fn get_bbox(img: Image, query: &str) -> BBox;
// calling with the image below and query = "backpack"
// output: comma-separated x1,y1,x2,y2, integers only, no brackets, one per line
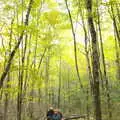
52,113,61,120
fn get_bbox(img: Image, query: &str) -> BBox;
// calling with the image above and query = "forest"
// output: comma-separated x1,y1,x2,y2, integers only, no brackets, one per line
0,0,120,120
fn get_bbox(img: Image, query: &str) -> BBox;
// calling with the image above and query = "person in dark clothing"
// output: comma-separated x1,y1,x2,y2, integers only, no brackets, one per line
52,109,63,120
47,107,54,120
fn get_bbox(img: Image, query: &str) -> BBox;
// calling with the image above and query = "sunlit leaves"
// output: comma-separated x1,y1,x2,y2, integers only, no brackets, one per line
42,10,60,25
32,0,42,8
46,0,58,9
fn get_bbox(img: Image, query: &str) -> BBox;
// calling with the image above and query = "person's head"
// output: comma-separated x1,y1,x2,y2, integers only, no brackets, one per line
49,107,53,110
54,108,59,114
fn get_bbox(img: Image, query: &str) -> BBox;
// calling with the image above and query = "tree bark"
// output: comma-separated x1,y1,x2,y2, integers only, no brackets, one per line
58,56,61,108
65,0,83,89
96,1,112,119
86,0,102,120
3,18,14,120
111,5,120,48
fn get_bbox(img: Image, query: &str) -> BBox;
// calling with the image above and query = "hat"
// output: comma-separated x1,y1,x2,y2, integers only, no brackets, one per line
49,107,53,110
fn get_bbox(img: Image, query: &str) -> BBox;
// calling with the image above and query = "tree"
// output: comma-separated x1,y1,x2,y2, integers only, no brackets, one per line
86,0,102,120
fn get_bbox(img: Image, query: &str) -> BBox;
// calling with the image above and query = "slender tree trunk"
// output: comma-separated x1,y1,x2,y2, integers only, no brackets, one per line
58,56,61,108
23,34,31,93
78,2,91,119
86,0,102,120
63,84,66,112
114,29,120,81
17,0,28,118
65,0,83,89
23,42,30,119
17,42,22,120
38,48,47,70
111,5,120,48
17,34,28,120
3,18,14,120
45,52,49,108
0,26,7,101
78,0,93,94
67,67,71,113
97,1,112,119
4,74,10,120
29,18,39,119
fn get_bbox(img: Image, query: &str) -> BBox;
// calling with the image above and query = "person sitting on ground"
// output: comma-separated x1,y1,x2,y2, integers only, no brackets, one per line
52,109,63,120
47,107,54,120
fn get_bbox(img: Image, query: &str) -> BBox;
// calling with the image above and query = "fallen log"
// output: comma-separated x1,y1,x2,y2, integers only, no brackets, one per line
64,115,86,120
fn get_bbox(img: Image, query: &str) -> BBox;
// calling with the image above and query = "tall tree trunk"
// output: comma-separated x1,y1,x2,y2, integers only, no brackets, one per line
58,56,61,108
78,0,93,94
78,1,92,119
65,0,83,89
96,1,112,119
17,43,22,120
3,18,14,120
17,0,28,118
111,5,120,48
67,67,71,113
38,48,47,70
114,29,120,81
23,34,31,93
86,0,102,120
45,52,49,108
17,34,27,120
